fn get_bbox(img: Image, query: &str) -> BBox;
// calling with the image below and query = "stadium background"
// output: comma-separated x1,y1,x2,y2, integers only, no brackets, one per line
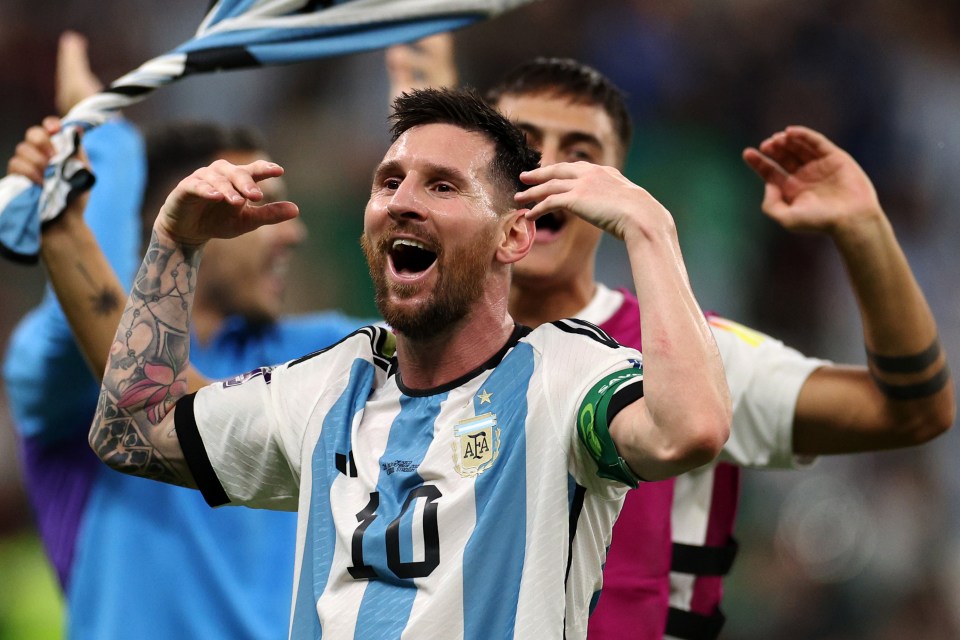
1,1,958,637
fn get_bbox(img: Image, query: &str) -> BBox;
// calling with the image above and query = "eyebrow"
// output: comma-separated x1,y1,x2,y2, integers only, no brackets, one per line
516,121,603,150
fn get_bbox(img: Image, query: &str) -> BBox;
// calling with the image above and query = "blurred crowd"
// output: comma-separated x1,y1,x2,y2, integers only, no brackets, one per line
1,0,958,638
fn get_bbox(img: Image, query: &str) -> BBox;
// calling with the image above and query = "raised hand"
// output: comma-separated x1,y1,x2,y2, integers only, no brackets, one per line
517,161,675,242
156,159,299,247
742,125,882,235
7,117,62,185
55,31,104,116
386,32,457,103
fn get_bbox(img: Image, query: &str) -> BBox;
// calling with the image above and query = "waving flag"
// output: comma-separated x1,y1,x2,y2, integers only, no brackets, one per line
0,0,536,263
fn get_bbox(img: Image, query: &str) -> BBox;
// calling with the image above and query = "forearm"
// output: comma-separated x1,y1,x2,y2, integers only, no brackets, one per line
611,222,731,479
89,224,200,487
41,208,126,378
791,212,954,453
835,211,937,351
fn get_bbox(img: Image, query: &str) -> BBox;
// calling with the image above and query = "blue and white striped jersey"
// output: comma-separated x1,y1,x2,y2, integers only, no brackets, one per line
177,321,646,639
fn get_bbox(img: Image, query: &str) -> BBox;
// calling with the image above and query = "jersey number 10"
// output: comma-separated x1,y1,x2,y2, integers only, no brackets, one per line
348,485,442,580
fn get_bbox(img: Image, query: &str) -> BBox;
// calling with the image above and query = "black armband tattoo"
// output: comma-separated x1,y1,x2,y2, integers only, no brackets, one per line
867,337,942,374
870,364,952,400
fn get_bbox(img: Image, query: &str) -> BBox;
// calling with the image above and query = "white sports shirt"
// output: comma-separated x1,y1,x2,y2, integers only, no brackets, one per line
175,322,647,639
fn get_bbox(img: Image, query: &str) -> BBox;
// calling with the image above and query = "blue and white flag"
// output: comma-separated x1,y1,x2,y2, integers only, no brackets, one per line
0,0,536,263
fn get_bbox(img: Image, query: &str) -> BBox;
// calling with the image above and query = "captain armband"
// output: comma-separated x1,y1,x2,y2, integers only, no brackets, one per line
866,337,952,400
577,369,645,488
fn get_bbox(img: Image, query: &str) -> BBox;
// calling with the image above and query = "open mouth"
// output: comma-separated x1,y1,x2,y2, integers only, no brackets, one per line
535,212,565,232
389,238,438,276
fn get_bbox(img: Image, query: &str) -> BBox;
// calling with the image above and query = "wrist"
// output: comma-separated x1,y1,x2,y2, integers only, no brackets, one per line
153,217,207,252
621,207,679,251
830,205,890,250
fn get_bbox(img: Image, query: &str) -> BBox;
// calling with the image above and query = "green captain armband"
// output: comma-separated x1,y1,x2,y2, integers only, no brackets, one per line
577,369,645,488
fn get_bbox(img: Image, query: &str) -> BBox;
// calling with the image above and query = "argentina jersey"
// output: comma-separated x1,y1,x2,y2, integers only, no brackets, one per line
176,321,646,639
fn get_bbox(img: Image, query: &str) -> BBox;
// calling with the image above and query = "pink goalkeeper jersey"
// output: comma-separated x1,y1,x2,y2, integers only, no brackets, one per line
582,285,824,640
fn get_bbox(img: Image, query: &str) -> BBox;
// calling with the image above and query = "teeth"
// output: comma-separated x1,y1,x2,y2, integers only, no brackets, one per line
392,238,427,251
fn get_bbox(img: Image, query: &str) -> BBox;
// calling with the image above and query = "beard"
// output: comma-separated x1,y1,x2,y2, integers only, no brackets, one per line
361,226,493,341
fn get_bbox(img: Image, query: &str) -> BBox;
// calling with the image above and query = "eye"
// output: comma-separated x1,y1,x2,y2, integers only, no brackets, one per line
434,182,455,194
384,177,401,190
567,147,596,163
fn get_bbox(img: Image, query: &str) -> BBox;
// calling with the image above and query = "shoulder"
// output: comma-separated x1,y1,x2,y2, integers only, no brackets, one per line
530,318,623,351
287,324,396,372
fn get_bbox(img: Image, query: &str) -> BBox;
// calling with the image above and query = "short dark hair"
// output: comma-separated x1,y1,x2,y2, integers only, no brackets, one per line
390,87,541,206
141,121,266,248
486,58,633,161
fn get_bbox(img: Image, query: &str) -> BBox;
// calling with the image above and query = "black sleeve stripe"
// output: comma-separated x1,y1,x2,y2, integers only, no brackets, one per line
549,318,620,349
606,379,644,425
175,393,231,508
564,483,588,587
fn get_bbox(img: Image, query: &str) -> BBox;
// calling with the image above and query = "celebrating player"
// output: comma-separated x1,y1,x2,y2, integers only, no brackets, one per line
87,87,731,638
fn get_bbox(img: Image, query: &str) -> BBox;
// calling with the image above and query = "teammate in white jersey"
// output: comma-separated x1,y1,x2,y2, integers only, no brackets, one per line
477,58,954,639
88,87,731,638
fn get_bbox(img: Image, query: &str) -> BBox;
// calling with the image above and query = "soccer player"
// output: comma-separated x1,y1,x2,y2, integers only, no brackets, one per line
483,58,954,639
3,32,365,639
86,87,731,638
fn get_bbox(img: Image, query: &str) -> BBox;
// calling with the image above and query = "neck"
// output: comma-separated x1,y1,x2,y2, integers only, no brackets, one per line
509,270,597,329
395,292,515,391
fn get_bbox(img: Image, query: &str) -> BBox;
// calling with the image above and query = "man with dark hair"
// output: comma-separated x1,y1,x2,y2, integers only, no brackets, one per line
87,86,731,638
3,32,365,639
479,57,954,639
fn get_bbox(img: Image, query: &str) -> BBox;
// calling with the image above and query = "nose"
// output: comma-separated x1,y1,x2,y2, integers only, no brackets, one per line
538,140,559,167
386,177,427,222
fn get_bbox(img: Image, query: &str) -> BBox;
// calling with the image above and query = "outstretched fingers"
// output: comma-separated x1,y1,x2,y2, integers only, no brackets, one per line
191,159,282,203
742,147,788,188
783,125,836,160
756,125,837,174
162,159,296,245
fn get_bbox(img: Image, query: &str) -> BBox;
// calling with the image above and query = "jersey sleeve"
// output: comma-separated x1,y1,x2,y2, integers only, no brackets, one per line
175,359,310,512
174,329,385,511
709,316,829,468
2,119,146,443
533,321,646,496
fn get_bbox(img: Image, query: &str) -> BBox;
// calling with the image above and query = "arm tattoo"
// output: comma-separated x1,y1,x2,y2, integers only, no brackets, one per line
76,262,122,316
867,337,942,374
867,338,952,400
90,230,200,486
869,365,952,400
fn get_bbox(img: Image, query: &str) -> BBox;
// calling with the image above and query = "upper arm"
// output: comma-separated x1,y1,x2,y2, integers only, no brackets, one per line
792,364,954,455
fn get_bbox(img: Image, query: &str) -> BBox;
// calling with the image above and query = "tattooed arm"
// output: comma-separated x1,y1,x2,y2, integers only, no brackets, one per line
90,159,298,485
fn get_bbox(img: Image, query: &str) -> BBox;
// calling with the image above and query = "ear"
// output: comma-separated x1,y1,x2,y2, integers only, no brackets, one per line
496,208,535,265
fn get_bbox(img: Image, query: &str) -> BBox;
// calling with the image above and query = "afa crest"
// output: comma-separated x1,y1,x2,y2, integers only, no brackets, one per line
452,412,500,477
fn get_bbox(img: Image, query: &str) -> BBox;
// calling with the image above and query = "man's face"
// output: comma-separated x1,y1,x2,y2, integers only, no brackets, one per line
496,92,622,288
198,150,306,325
361,123,505,340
